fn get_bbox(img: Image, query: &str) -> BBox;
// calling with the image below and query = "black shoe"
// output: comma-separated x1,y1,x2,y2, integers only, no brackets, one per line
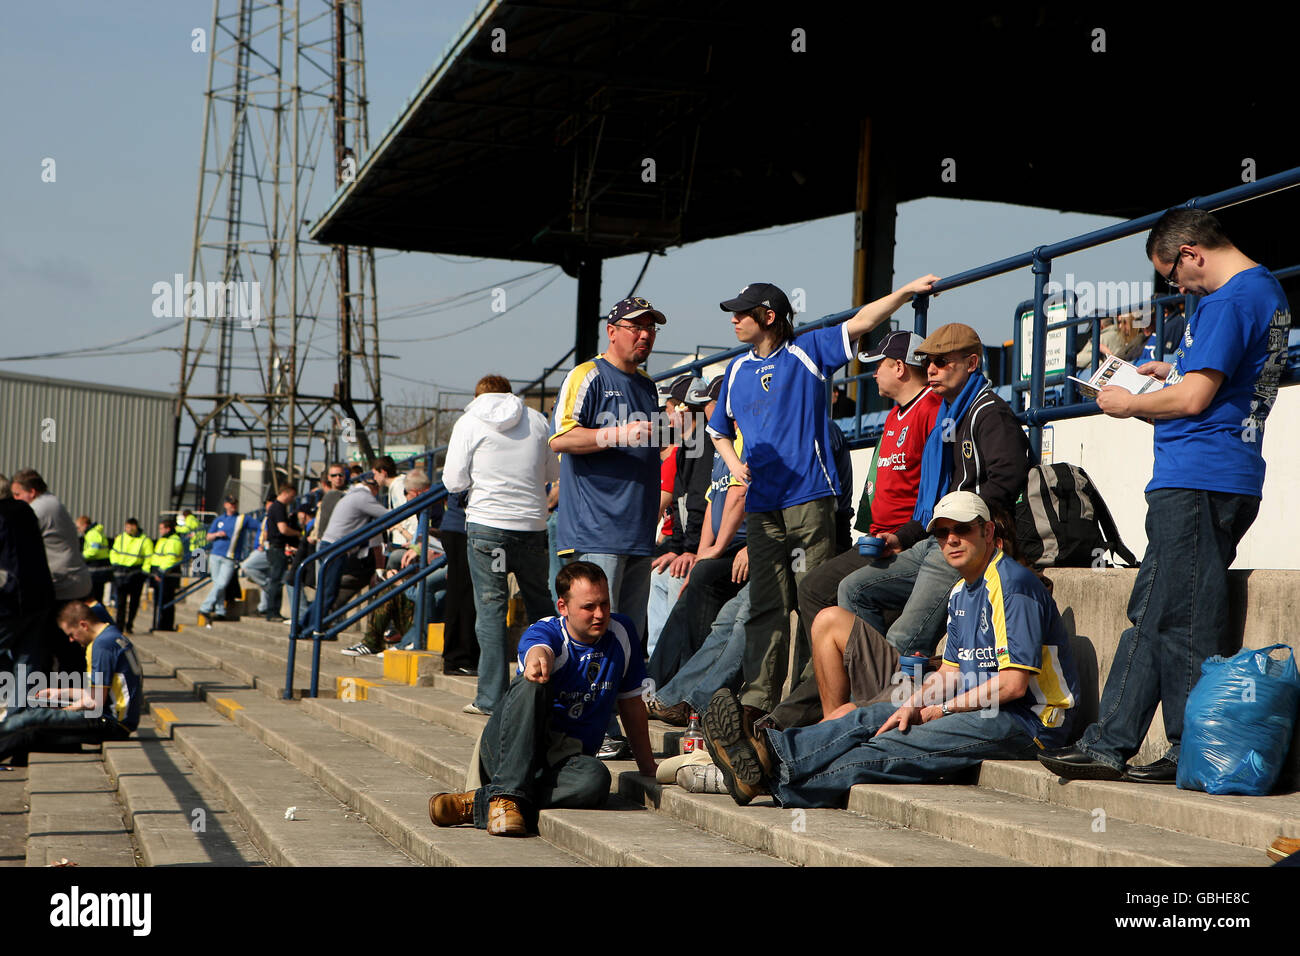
1037,745,1125,781
701,688,774,805
1123,757,1178,784
444,665,478,677
265,615,288,623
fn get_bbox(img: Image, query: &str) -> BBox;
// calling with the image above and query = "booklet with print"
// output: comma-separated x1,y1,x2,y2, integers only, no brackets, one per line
1068,355,1164,397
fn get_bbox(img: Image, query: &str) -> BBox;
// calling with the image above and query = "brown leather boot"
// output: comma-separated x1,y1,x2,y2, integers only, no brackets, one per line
428,791,475,827
647,697,691,726
487,797,527,836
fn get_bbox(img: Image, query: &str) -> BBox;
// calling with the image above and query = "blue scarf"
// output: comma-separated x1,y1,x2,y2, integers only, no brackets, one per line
911,372,988,530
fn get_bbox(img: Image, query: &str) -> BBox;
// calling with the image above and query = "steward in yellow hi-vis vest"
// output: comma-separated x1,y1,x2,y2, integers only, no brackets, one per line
109,518,152,634
149,519,184,632
81,521,111,562
77,516,114,604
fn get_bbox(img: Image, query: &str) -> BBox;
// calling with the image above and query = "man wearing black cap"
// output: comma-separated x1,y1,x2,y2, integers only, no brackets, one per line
836,321,1033,663
706,275,938,723
550,296,666,758
647,373,714,655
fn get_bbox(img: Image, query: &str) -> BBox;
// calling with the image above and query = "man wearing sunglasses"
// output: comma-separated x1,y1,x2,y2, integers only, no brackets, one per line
550,296,667,758
703,491,1080,806
835,322,1033,665
1041,208,1289,785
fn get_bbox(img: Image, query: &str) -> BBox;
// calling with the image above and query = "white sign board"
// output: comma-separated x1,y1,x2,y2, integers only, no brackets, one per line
1019,303,1069,380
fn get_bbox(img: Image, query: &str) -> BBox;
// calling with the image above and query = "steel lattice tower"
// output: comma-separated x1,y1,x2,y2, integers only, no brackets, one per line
175,0,383,506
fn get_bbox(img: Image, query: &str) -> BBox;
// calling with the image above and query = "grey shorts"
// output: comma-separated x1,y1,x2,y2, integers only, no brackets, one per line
843,617,903,709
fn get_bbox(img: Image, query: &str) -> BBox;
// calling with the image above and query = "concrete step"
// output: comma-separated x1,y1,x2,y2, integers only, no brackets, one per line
134,629,335,700
0,763,27,867
26,752,137,867
209,690,587,866
975,759,1300,854
845,781,1268,867
617,773,1022,867
103,728,266,866
157,698,417,866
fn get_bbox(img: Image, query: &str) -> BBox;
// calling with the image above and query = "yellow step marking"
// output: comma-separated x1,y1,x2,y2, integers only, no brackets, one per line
212,697,245,720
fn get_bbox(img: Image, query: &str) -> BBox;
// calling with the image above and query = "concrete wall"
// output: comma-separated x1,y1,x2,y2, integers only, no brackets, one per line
846,382,1300,569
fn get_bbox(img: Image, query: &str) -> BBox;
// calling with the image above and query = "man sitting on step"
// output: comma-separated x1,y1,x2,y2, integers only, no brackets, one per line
427,561,657,835
702,492,1081,808
0,601,142,766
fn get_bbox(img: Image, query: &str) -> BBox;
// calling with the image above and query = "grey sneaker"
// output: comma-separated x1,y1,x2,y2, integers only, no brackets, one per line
676,763,729,794
462,702,491,716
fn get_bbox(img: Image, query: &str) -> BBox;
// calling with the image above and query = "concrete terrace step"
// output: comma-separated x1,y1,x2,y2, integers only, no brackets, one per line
845,781,1268,867
135,629,337,700
157,698,416,866
618,774,1022,867
26,752,137,867
974,760,1300,854
103,729,265,866
209,691,587,867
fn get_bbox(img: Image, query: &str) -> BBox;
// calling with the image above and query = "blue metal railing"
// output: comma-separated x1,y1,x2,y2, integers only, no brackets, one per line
284,484,448,698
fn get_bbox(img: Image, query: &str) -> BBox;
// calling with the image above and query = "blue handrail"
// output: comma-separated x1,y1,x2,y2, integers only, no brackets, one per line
284,484,448,698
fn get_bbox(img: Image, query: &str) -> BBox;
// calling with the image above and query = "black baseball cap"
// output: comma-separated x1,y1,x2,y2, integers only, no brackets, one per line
858,330,927,368
719,283,793,321
607,296,667,325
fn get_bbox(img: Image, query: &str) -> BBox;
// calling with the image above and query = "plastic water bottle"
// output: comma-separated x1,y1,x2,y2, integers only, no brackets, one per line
681,712,705,754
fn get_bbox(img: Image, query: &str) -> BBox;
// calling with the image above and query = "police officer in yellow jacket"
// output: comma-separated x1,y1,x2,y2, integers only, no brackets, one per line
110,518,153,634
76,515,113,604
148,518,185,632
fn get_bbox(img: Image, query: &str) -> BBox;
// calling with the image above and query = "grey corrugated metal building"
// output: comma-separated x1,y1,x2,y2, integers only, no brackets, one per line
0,370,174,536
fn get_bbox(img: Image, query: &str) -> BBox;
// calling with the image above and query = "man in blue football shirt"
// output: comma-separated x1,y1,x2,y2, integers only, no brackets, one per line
427,562,657,835
1041,208,1289,785
707,275,937,724
703,492,1080,807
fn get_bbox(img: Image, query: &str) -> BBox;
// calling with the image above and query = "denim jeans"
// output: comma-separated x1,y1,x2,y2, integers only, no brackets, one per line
1075,489,1260,770
646,565,687,657
398,565,447,650
471,676,610,829
767,699,1041,808
241,550,270,612
546,511,562,604
837,537,958,657
646,551,742,688
264,546,288,617
0,706,131,763
199,554,237,617
655,584,752,717
468,524,555,714
298,553,347,633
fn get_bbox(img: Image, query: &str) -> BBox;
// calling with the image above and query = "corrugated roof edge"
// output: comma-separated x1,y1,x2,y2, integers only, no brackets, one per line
0,368,173,401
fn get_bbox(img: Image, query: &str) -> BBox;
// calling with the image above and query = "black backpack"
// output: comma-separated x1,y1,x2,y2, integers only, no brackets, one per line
1015,463,1137,569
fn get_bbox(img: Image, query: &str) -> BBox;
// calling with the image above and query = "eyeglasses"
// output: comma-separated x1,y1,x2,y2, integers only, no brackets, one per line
328,472,345,479
931,520,981,539
612,322,657,336
924,354,964,369
1164,248,1188,291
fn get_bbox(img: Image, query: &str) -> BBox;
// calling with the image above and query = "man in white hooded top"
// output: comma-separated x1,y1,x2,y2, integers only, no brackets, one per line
443,375,561,715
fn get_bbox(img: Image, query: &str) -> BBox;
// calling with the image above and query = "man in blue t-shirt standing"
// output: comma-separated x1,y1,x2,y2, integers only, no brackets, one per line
427,562,656,835
0,600,142,766
1041,208,1290,785
706,275,937,723
703,491,1080,807
550,295,666,758
198,496,249,623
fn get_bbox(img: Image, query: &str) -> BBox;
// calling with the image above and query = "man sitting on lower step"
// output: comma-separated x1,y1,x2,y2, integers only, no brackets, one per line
427,561,657,835
703,492,1082,808
0,600,142,766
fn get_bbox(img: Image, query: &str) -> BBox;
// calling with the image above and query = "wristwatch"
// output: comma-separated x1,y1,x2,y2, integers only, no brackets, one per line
941,701,952,716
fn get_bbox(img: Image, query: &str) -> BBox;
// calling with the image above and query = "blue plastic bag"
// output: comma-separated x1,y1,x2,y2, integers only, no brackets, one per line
1177,644,1300,795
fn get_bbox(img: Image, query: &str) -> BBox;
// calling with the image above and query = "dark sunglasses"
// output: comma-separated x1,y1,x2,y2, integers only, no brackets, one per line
923,354,965,369
931,520,979,539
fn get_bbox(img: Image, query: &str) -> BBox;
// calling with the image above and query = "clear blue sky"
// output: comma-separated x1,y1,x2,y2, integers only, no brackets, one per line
3,0,1153,424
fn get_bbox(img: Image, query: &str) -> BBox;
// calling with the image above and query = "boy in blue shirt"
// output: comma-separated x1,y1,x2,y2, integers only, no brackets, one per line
427,562,656,835
706,275,937,722
1042,208,1289,785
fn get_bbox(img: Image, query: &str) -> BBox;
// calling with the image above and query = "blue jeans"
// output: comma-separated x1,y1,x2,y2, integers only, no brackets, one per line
546,511,562,604
298,553,347,633
241,550,270,612
767,700,1040,808
398,565,447,649
656,584,751,716
837,537,959,657
199,554,237,616
472,676,610,828
0,706,131,763
1075,488,1260,770
468,524,555,713
646,565,686,657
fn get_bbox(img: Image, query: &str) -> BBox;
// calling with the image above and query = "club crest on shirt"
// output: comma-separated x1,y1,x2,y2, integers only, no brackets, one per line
760,373,772,392
585,656,601,685
896,425,909,447
962,439,973,459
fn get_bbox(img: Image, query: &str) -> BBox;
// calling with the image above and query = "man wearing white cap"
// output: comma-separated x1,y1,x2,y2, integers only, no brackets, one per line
702,490,1080,807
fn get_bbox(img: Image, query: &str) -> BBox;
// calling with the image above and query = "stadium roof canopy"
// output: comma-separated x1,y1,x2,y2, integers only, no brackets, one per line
311,2,1299,270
